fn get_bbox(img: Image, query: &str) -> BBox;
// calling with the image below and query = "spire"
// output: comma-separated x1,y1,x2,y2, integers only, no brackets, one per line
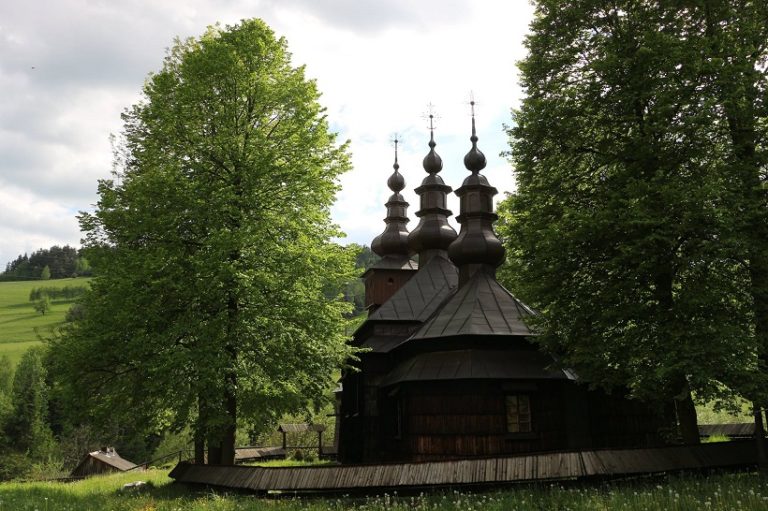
407,109,458,264
447,101,505,285
371,137,411,258
463,100,487,173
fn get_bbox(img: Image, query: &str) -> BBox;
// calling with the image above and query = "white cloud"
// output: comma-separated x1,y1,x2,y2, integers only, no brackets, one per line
0,0,534,268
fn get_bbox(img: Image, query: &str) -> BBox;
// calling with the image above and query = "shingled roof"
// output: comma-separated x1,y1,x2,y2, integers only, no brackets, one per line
367,254,458,323
407,270,535,341
380,349,574,386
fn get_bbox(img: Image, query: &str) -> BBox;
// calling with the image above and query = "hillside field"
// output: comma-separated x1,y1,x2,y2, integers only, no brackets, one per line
0,278,89,365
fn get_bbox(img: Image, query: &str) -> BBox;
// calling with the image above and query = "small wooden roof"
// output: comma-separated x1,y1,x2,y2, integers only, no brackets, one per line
363,256,418,274
368,254,458,324
72,447,136,474
278,423,326,433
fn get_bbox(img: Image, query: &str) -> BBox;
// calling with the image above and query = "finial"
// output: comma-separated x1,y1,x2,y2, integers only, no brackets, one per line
387,133,405,192
393,134,400,171
422,103,443,174
463,96,486,173
423,103,439,149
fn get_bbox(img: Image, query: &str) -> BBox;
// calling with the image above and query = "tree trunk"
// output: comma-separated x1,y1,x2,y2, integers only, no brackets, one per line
219,260,240,466
195,394,207,464
194,430,205,465
754,406,767,471
674,386,700,444
207,441,222,465
220,376,237,465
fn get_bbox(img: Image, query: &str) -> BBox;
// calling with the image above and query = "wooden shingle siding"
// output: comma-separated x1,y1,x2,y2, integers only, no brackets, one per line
170,441,756,493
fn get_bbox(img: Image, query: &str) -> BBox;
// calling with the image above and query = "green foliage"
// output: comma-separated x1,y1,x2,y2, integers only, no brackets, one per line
696,395,754,425
74,257,91,276
50,19,354,465
702,434,731,443
1,245,90,281
40,265,51,281
0,355,12,395
499,1,767,418
339,244,378,316
33,296,51,316
29,286,87,302
4,348,57,464
0,356,13,438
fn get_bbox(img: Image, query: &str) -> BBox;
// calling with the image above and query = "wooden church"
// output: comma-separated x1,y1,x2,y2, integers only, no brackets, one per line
337,108,668,463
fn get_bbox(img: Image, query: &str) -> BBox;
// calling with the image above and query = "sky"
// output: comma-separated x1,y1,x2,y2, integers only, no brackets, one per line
0,0,535,270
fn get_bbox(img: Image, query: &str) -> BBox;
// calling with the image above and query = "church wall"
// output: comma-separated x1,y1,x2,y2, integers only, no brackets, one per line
364,269,416,311
376,380,574,462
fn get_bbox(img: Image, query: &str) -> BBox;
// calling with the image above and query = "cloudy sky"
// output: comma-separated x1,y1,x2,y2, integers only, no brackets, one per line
0,0,534,269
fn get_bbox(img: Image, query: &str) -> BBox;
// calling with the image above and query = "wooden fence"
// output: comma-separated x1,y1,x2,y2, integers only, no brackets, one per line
170,440,756,494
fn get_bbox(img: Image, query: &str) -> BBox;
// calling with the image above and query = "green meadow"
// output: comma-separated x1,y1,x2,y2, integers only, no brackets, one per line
0,279,88,366
0,469,767,511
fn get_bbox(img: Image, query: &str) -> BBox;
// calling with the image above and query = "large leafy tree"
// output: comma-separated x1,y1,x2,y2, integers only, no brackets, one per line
702,2,768,452
499,0,766,444
50,19,354,465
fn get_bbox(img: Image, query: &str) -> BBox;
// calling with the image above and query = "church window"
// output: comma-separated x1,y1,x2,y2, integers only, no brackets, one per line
506,395,531,433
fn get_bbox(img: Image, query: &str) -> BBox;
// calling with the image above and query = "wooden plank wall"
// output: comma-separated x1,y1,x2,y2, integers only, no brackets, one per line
170,440,756,493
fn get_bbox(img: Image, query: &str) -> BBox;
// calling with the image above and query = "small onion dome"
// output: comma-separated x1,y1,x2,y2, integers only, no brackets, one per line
407,127,458,258
372,147,411,257
422,132,443,174
387,160,405,192
448,109,505,272
463,114,487,173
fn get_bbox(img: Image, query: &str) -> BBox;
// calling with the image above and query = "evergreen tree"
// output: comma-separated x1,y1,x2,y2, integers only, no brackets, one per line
50,19,354,466
5,348,56,459
0,356,13,432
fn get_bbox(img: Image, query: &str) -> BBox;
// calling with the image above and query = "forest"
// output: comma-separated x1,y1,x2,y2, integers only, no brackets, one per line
1,246,92,281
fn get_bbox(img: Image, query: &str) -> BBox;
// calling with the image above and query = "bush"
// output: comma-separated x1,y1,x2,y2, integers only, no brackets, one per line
0,450,32,481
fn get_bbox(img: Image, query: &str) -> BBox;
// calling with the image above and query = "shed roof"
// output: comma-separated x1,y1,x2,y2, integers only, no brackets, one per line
79,448,136,472
363,256,418,274
407,270,535,341
380,349,574,386
368,254,458,323
278,423,326,433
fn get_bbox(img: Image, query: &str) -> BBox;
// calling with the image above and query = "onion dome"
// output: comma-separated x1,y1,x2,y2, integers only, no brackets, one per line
407,115,458,263
448,104,505,284
371,142,411,258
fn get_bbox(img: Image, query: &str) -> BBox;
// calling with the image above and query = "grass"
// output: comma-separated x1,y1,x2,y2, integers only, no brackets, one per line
0,279,88,366
696,397,754,424
242,459,336,468
0,469,767,510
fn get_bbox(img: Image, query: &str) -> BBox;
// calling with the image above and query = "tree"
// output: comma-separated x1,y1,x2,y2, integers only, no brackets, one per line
33,295,51,315
5,348,56,460
50,19,354,466
700,0,768,465
0,355,13,431
74,256,92,277
498,0,765,444
40,265,51,281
